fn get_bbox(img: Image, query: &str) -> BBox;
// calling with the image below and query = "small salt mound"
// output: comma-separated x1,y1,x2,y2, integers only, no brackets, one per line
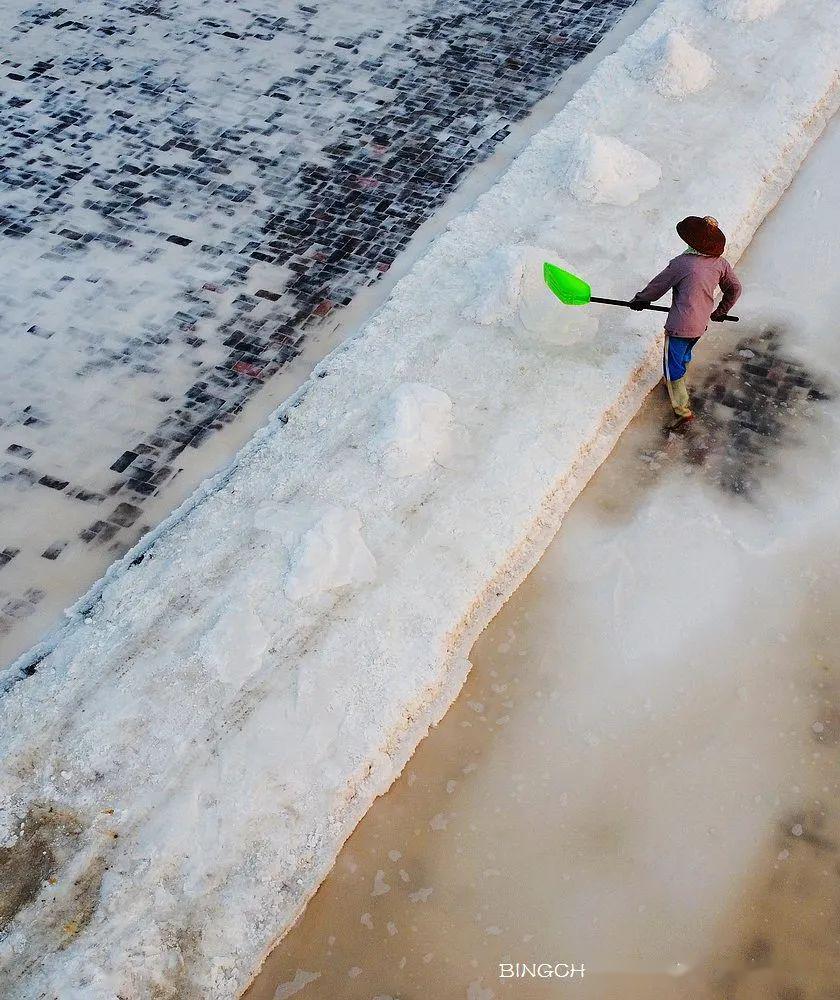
555,132,661,207
372,383,454,477
634,32,715,99
707,0,785,21
284,506,376,601
201,602,269,686
462,245,525,327
463,245,599,346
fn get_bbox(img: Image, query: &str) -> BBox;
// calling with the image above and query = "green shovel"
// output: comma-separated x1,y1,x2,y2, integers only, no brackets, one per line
543,262,739,322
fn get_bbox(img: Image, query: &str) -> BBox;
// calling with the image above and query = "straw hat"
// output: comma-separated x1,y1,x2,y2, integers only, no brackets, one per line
676,215,726,257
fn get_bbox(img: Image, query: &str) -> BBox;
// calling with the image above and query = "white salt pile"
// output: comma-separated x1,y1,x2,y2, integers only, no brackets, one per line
463,245,599,346
462,244,527,328
202,602,269,686
371,383,454,477
254,504,376,601
554,132,662,207
281,506,377,601
707,0,785,21
634,31,715,98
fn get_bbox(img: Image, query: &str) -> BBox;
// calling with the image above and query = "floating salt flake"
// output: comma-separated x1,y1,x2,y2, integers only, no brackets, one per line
555,132,661,207
409,886,434,903
429,812,448,831
707,0,786,21
633,31,715,99
273,969,321,999
371,869,391,896
467,979,496,1000
791,823,804,836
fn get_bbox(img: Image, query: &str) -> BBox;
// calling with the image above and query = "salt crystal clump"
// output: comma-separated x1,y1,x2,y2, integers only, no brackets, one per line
707,0,785,21
463,244,599,346
372,383,454,477
201,601,269,685
555,132,661,207
284,506,376,601
462,244,527,327
635,32,715,99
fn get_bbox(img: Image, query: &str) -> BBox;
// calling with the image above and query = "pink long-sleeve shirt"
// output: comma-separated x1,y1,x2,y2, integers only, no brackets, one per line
634,252,742,338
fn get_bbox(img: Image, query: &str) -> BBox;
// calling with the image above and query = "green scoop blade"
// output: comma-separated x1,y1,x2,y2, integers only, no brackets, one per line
543,262,592,306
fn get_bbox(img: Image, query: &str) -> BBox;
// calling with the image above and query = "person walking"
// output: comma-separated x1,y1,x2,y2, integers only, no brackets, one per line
631,216,742,431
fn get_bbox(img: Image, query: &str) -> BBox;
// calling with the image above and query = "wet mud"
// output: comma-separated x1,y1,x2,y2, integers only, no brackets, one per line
0,803,83,930
680,327,832,499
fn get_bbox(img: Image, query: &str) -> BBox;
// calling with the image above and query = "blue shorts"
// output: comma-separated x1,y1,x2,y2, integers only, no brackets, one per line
664,335,697,382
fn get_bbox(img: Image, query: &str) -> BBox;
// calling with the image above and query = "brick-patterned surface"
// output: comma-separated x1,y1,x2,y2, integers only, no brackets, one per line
0,0,637,665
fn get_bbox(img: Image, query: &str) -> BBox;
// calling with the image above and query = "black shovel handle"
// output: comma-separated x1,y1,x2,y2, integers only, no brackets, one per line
590,295,739,323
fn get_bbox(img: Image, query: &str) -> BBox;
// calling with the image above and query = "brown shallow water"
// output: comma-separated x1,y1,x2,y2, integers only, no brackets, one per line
243,115,840,1000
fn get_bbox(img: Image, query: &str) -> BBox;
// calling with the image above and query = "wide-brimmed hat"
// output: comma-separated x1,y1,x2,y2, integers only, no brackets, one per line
676,215,726,257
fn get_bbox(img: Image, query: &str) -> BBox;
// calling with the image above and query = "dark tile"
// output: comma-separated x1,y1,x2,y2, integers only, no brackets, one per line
109,502,142,527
